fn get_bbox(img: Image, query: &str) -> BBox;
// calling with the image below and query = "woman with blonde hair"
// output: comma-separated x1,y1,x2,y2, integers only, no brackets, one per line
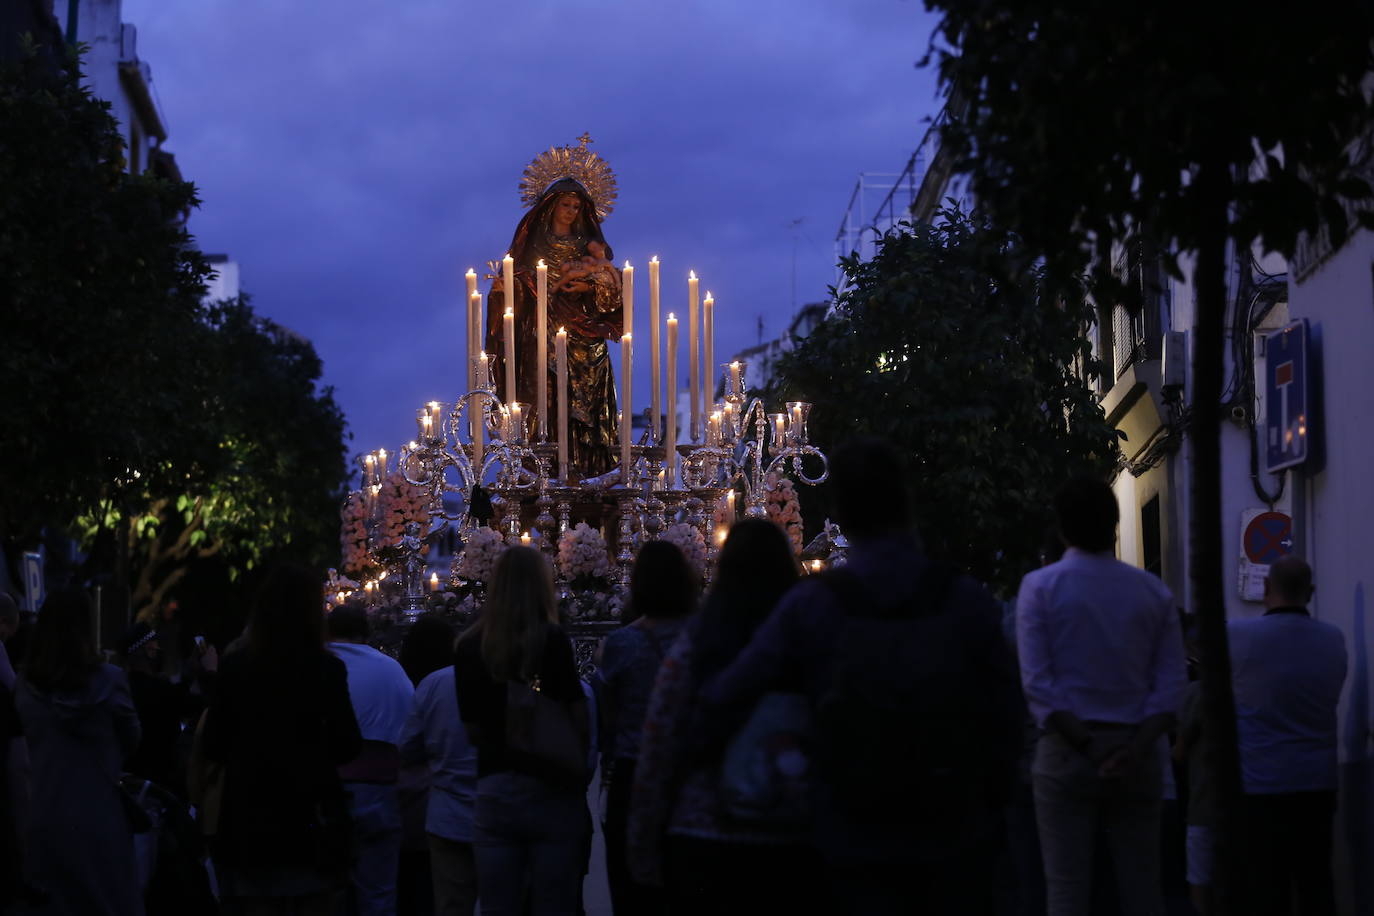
454,546,590,915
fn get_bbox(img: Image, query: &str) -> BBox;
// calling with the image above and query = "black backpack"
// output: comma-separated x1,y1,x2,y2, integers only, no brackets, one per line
815,563,996,837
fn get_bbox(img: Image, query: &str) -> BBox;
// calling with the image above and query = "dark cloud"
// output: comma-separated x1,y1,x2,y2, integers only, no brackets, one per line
124,0,941,465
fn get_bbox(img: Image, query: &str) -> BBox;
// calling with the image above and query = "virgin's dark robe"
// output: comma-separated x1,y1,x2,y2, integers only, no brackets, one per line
487,182,622,478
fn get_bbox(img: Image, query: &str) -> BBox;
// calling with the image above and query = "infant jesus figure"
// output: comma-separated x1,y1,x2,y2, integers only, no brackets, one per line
557,240,617,294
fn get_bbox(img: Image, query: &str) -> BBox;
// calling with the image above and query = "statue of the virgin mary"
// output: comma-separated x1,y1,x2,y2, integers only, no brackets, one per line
486,137,622,478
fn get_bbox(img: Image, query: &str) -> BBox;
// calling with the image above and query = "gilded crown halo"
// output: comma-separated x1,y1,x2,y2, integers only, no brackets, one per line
519,133,618,220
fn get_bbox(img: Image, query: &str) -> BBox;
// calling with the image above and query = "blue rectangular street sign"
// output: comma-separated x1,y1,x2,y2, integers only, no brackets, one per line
1265,320,1310,474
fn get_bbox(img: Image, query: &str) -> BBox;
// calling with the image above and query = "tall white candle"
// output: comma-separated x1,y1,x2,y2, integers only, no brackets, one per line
688,271,700,440
649,256,661,438
622,261,634,343
665,313,678,486
467,287,479,391
509,403,524,443
536,260,548,440
378,448,388,479
502,253,515,317
621,333,633,485
503,308,516,404
475,352,488,469
556,328,569,479
704,291,715,406
729,360,742,398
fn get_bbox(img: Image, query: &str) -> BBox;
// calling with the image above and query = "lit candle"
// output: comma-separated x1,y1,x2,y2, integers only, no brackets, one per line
688,271,700,440
536,259,548,440
622,260,634,343
621,333,633,484
502,252,515,319
649,256,661,438
789,402,804,442
726,489,736,518
466,270,478,389
665,313,678,486
503,308,516,404
729,361,742,398
509,402,524,444
378,448,388,478
421,413,433,439
704,291,715,406
469,290,481,392
556,328,569,479
474,353,488,468
364,453,376,484
429,572,440,592
520,531,532,547
708,410,722,447
771,413,786,451
722,401,736,441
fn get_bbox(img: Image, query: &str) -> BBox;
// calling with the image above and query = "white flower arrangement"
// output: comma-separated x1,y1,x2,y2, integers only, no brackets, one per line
340,492,373,578
557,522,610,583
376,471,430,550
765,472,804,555
661,522,707,575
456,526,507,583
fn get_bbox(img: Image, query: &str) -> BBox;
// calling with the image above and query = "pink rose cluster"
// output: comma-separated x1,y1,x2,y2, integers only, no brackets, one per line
377,471,429,550
764,472,804,555
340,492,372,578
661,523,707,575
557,522,610,581
457,526,507,583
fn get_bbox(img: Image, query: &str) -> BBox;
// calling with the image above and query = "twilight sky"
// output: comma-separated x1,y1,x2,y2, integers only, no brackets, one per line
121,0,943,469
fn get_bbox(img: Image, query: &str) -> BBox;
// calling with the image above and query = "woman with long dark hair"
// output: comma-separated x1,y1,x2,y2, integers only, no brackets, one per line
16,587,143,915
201,565,362,915
454,546,589,915
593,541,698,914
626,518,813,913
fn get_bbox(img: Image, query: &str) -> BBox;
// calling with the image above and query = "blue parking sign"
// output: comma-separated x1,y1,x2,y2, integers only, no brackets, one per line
21,552,43,613
1265,320,1310,473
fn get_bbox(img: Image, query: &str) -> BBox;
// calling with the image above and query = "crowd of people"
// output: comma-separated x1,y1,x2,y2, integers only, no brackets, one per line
0,436,1350,915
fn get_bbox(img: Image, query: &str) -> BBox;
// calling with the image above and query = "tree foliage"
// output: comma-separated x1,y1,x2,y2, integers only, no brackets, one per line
0,40,213,556
1,43,348,616
924,1,1374,291
774,207,1119,596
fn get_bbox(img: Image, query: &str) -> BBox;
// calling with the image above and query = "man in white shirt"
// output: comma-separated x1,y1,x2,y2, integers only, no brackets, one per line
329,604,415,916
1229,555,1346,916
1016,478,1186,916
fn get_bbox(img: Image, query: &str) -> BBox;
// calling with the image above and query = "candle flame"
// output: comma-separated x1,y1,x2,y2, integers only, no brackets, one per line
706,291,713,300
480,350,487,358
408,440,417,450
466,268,475,276
537,259,545,268
689,270,697,280
504,253,512,261
650,255,659,263
471,291,480,300
505,308,514,318
378,448,387,457
558,327,566,335
624,260,632,269
622,333,632,342
668,312,676,320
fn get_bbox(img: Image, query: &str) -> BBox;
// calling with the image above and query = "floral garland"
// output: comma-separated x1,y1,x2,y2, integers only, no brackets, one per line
456,526,507,583
557,522,610,583
765,472,804,555
376,471,430,550
340,492,373,578
661,522,707,576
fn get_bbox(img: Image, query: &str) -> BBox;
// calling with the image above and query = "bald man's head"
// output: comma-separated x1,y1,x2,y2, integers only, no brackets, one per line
1265,555,1314,608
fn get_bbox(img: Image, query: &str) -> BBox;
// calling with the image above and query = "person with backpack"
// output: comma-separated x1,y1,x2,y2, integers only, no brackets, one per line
694,437,1023,915
625,519,814,914
591,540,697,915
453,545,591,915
